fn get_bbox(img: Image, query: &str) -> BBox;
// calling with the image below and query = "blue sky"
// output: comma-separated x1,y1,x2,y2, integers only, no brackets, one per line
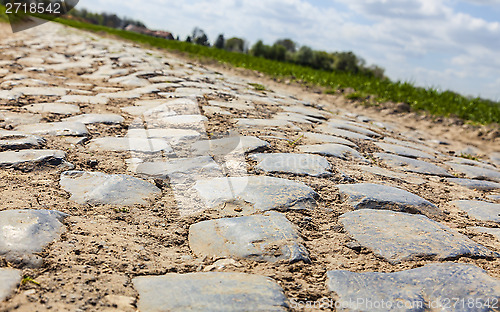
79,0,500,101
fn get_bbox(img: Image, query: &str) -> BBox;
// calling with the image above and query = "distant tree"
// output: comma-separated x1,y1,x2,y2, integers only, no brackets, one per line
270,44,287,61
295,46,314,66
251,40,269,58
186,36,192,43
215,34,225,49
275,38,296,53
311,51,334,70
225,37,245,53
334,51,358,73
192,27,210,46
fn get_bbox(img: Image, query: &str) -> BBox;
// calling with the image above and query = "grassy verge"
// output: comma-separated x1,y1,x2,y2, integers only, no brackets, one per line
0,5,8,22
12,17,497,125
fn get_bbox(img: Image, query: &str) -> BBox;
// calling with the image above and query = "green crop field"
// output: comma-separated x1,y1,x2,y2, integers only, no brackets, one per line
2,8,499,125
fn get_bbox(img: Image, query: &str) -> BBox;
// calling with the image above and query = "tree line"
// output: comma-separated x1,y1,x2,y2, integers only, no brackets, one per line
68,8,146,29
189,30,384,78
65,7,385,79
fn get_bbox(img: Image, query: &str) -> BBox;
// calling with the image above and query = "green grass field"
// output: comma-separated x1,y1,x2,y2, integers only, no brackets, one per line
2,9,499,125
0,5,8,22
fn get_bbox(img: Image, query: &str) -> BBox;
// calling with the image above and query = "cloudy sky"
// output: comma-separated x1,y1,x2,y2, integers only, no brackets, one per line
79,0,500,101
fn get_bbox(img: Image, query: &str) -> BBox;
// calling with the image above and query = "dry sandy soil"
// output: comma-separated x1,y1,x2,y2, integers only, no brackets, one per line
0,22,499,312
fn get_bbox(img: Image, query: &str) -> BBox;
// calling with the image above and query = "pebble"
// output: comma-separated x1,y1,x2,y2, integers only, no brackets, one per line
448,163,500,183
337,183,440,216
0,210,67,267
375,153,452,177
0,149,66,168
23,103,81,115
87,137,173,153
193,176,317,212
298,144,367,162
300,132,357,147
189,211,310,263
60,171,161,206
192,136,269,156
64,113,125,125
0,269,21,302
250,153,332,177
340,209,497,263
16,122,88,137
0,130,45,151
450,200,500,222
327,263,500,312
375,142,435,159
447,178,500,191
133,272,289,312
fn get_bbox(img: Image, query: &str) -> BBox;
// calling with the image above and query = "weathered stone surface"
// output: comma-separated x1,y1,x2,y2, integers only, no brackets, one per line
447,157,498,171
127,128,203,144
447,178,500,191
174,87,214,96
273,112,316,124
87,137,173,153
0,150,66,168
337,183,439,215
209,99,255,111
327,263,500,312
300,132,357,147
16,122,88,136
356,165,426,185
193,176,317,211
326,119,382,138
340,209,496,263
471,227,500,240
142,99,201,117
60,171,161,206
375,142,434,159
283,106,330,119
375,153,452,177
487,195,500,201
250,153,331,177
0,130,45,151
450,200,500,222
0,210,67,268
192,136,269,156
203,106,232,116
189,211,309,263
0,90,22,100
317,125,374,141
57,95,109,105
148,114,208,129
298,144,367,162
458,146,481,157
491,153,500,166
64,113,125,125
448,163,500,183
133,272,289,312
0,111,42,127
235,118,300,130
136,156,222,181
383,137,436,155
11,86,67,96
0,269,21,302
23,103,81,115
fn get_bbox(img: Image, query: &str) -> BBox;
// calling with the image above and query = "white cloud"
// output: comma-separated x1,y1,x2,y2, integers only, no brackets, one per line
79,0,500,100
